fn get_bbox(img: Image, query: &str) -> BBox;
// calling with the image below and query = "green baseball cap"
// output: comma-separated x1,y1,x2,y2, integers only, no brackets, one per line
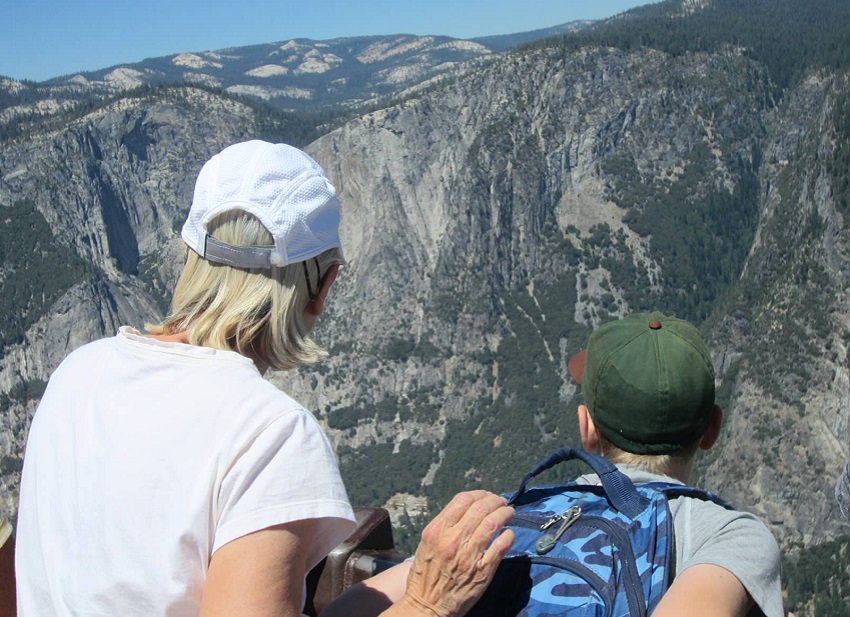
568,312,715,454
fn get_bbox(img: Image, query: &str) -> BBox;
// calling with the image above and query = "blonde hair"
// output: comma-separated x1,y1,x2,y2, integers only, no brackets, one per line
149,210,342,371
598,435,700,478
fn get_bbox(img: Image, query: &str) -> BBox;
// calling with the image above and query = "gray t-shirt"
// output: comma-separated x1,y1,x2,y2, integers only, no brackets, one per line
576,465,783,617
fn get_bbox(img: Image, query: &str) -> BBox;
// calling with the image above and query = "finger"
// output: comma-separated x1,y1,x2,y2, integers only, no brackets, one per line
418,491,490,551
462,504,514,558
431,490,495,529
417,495,510,570
479,528,515,571
452,492,511,537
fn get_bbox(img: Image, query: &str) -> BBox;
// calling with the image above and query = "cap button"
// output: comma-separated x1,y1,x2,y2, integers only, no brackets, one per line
649,319,662,330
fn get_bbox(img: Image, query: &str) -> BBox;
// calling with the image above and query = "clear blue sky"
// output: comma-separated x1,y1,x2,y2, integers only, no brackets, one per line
2,1,659,82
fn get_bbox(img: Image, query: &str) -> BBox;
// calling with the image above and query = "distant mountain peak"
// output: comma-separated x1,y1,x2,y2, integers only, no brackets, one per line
171,53,223,70
678,0,714,14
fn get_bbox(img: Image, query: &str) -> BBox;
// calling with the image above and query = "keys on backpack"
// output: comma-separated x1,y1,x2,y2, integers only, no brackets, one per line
535,506,582,555
539,505,582,530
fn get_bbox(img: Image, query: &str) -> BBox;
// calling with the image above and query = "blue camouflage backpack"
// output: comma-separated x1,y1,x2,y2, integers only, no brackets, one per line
466,448,732,617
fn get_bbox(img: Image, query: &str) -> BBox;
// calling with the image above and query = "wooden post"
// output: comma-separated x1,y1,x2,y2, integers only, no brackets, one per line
0,519,15,617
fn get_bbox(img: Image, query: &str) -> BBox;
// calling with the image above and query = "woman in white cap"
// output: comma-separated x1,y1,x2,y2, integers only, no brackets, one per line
15,141,514,617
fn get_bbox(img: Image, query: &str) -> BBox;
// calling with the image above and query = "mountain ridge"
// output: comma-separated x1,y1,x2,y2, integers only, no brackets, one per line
1,20,595,113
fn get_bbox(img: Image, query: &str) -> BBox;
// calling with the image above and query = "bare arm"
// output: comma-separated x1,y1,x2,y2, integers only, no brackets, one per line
201,518,317,617
651,564,754,617
322,491,515,617
321,563,410,617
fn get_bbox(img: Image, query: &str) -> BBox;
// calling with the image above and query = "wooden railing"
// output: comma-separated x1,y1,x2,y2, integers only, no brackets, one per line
0,523,14,617
306,507,406,615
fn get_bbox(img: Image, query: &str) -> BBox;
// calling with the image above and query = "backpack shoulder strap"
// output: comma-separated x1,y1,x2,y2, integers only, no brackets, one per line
510,448,650,518
636,481,733,592
640,481,735,510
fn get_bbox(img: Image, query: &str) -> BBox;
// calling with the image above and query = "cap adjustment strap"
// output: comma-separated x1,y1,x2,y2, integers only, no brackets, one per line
204,235,282,269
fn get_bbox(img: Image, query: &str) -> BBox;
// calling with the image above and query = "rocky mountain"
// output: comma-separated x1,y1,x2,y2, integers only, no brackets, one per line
2,0,850,612
1,21,592,114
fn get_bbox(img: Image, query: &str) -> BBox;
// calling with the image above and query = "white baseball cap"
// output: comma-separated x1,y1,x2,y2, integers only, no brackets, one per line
181,140,343,268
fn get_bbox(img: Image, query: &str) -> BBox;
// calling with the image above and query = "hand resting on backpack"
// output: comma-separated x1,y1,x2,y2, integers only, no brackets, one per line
321,490,515,617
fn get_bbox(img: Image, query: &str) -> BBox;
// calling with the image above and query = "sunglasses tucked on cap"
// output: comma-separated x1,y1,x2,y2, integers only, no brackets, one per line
569,312,715,455
181,140,343,269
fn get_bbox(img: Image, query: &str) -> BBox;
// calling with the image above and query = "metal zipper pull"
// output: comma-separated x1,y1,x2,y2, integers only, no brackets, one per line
535,506,582,555
540,506,581,530
540,511,565,531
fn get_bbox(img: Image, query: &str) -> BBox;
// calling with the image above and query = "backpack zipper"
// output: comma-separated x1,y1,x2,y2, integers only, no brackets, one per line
527,555,611,614
509,512,648,617
535,506,582,554
574,516,646,617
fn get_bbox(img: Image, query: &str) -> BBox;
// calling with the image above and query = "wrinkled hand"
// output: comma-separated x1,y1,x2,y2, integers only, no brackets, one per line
400,490,515,617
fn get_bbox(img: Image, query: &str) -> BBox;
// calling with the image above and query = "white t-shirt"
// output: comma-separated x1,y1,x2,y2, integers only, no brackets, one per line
16,327,356,616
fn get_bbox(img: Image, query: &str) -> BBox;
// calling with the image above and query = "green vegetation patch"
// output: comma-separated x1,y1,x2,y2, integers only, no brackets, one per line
0,378,47,475
543,0,850,95
337,440,436,507
783,535,850,617
0,200,89,357
428,272,589,503
827,86,850,216
605,144,760,324
0,378,46,415
729,136,835,407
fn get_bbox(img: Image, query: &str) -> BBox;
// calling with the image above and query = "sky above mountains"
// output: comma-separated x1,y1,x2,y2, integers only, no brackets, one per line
3,0,658,82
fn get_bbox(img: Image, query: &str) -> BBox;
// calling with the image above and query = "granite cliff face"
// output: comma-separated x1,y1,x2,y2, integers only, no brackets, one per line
702,71,850,545
1,12,849,578
300,44,850,550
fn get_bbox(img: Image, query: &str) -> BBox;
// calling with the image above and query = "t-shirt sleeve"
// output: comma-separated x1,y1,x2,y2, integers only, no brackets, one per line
213,408,356,570
675,498,784,617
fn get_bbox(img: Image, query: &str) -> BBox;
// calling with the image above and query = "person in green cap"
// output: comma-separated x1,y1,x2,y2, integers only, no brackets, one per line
566,312,783,617
323,312,784,617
